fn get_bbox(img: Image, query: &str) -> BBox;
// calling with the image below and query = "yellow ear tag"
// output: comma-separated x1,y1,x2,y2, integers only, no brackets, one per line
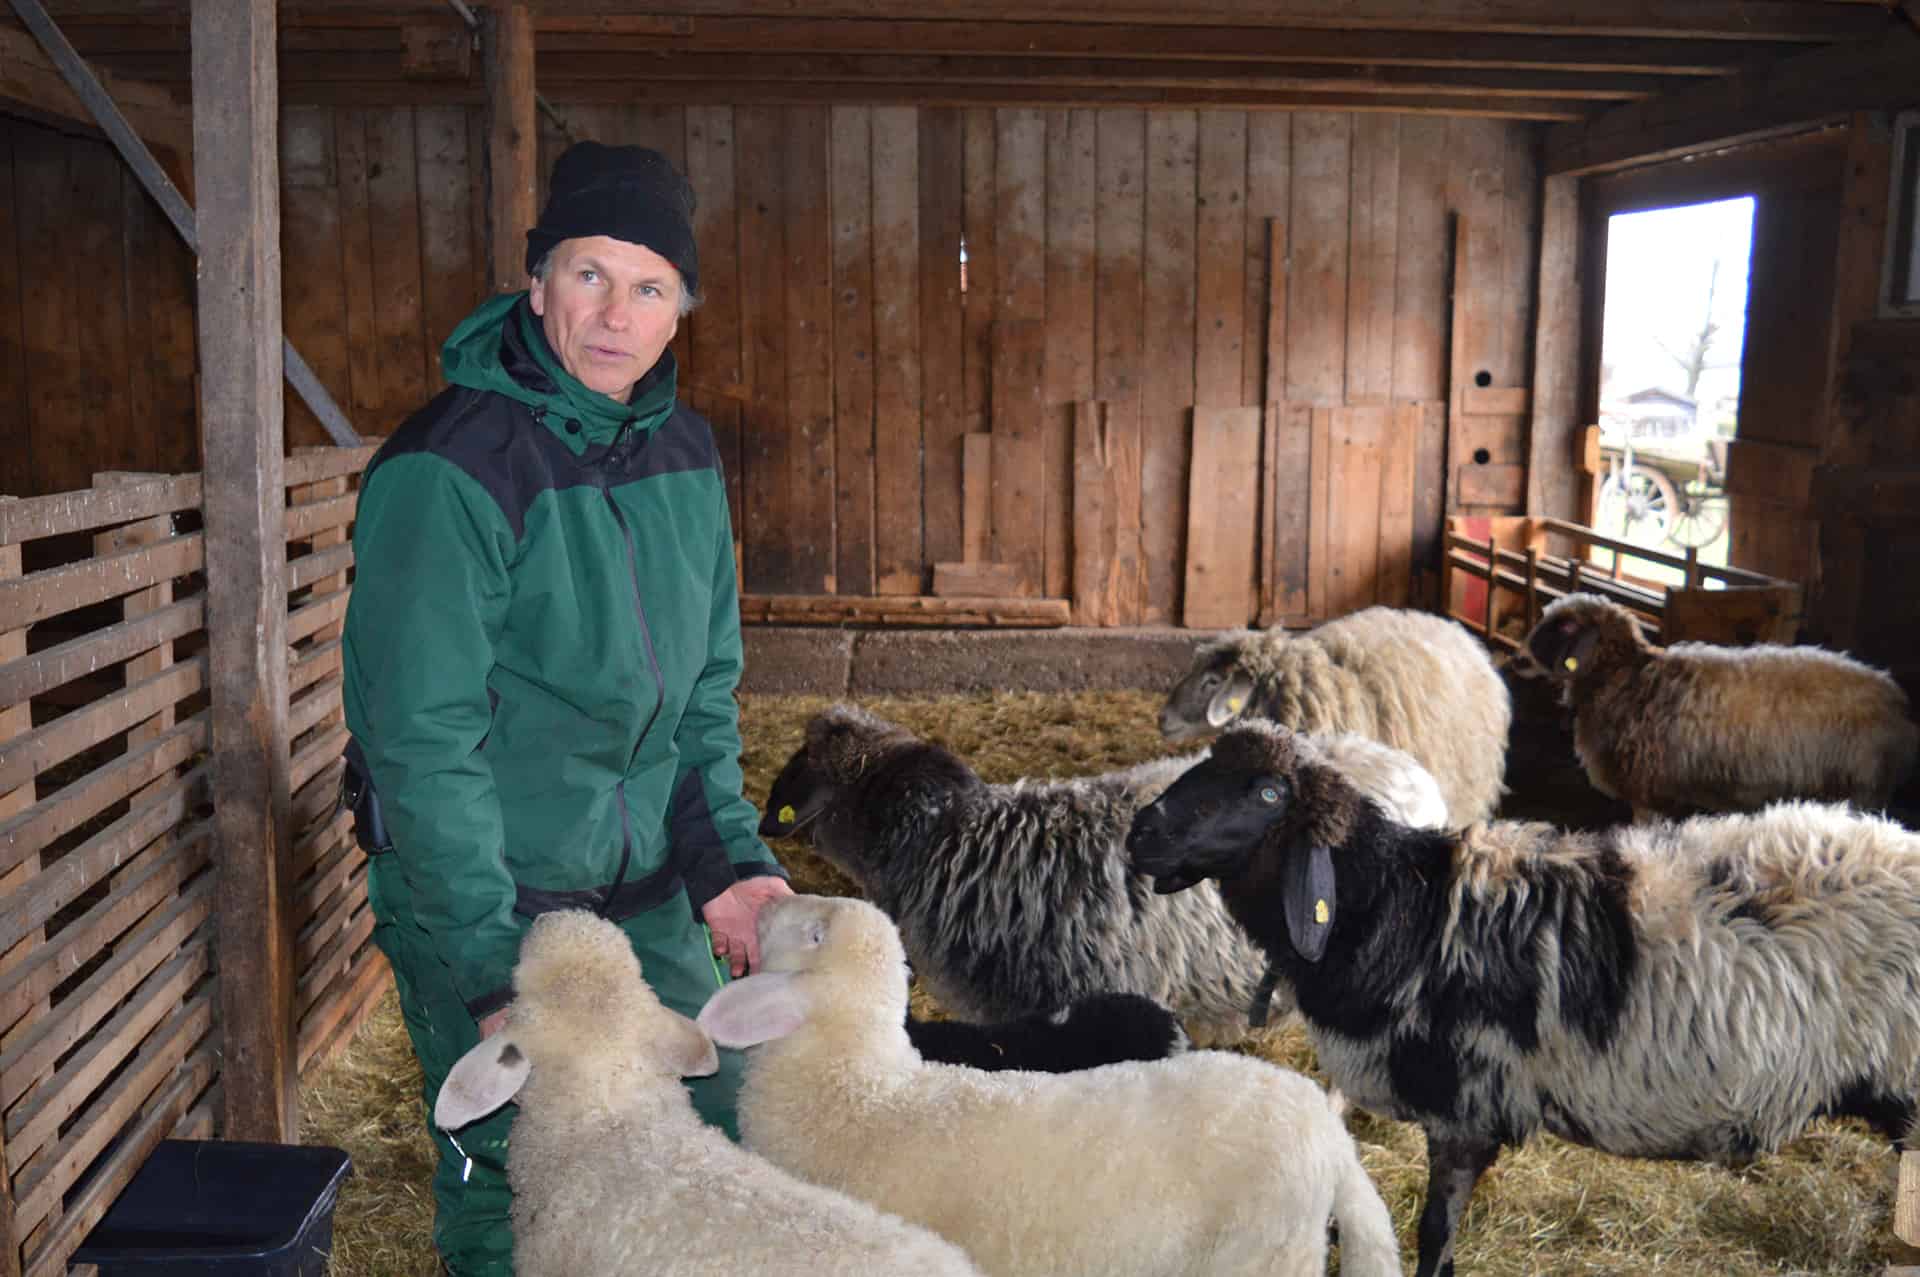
1314,899,1329,925
1563,656,1579,672
1227,697,1243,712
778,805,796,824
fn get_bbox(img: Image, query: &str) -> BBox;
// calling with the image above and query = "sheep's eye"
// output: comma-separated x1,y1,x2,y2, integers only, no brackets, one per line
1257,784,1281,805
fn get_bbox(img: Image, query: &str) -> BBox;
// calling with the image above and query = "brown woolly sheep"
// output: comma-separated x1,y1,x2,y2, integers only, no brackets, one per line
1526,592,1918,820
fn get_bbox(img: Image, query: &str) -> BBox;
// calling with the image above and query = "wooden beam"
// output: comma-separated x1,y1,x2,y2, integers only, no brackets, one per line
192,0,297,1143
738,592,1070,626
1526,173,1582,522
484,2,536,294
1545,28,1920,175
0,23,189,166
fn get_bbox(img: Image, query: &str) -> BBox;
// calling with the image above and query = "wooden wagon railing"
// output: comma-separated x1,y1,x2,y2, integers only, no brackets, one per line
0,445,380,1277
1443,513,1803,652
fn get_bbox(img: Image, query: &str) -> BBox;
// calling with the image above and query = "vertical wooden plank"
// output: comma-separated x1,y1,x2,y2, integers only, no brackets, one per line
1529,174,1583,522
365,109,429,426
280,106,351,450
685,107,744,544
417,104,477,396
919,108,967,572
194,0,297,1142
1196,111,1247,409
1345,114,1400,405
784,106,835,594
992,109,1047,595
963,432,992,562
1450,118,1506,395
334,110,381,424
1328,405,1386,618
1445,213,1472,516
1411,399,1449,610
1499,121,1541,394
1287,112,1351,407
1094,109,1147,624
1377,400,1420,606
0,523,31,1277
1042,108,1094,599
872,106,924,596
1142,110,1197,623
72,142,132,472
961,109,996,435
1073,400,1144,628
830,105,876,596
143,170,201,475
14,127,85,496
735,106,787,591
1307,405,1333,620
0,125,28,497
486,2,537,295
1393,114,1451,404
1183,406,1262,628
1244,113,1290,409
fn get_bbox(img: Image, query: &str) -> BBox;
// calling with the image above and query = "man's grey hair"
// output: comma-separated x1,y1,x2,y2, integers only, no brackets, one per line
528,246,701,317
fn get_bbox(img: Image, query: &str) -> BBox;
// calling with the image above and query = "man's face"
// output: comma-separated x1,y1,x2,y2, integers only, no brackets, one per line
528,235,683,402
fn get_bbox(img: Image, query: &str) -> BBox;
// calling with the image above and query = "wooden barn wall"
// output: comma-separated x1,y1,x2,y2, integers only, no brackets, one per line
3,103,1542,628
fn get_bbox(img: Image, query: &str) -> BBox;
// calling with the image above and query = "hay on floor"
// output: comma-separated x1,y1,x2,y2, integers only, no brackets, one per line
300,690,1908,1276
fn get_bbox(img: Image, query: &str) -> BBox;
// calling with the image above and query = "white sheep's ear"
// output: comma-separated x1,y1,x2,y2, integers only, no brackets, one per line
435,1034,533,1130
1206,672,1256,727
696,972,809,1049
658,1007,721,1078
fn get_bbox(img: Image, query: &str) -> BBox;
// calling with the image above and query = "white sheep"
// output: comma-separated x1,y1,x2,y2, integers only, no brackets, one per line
432,909,983,1277
1129,720,1920,1277
1159,606,1511,826
696,894,1403,1277
761,703,1446,1042
1526,592,1919,819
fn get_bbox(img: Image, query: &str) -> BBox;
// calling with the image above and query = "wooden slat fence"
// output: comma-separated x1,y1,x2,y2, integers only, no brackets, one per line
0,444,381,1277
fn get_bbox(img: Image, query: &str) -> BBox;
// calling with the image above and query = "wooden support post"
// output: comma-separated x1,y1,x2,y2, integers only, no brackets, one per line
193,0,297,1143
486,2,537,294
1897,1150,1920,1249
1528,174,1582,522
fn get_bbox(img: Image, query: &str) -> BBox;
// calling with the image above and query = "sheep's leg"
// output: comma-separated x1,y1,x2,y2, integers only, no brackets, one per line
1412,1134,1500,1277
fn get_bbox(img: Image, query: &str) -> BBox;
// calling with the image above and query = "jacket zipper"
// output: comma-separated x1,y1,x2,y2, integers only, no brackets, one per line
596,422,667,917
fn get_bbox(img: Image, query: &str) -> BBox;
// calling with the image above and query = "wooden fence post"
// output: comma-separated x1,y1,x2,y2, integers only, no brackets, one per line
194,0,297,1142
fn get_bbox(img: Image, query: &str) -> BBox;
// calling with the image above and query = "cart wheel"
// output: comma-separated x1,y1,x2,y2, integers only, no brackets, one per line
1667,481,1727,549
1596,466,1677,545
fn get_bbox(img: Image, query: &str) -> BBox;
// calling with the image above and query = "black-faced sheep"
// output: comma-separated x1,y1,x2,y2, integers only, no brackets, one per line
1126,719,1920,1277
1527,593,1919,820
1159,606,1510,825
697,894,1403,1277
906,991,1188,1072
760,703,1445,1042
432,910,983,1277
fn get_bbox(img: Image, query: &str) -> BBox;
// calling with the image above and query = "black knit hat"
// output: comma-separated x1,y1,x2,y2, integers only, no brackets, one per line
524,142,699,295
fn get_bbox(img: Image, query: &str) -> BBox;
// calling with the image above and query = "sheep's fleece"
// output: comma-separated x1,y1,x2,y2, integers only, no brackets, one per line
432,910,981,1277
1160,606,1511,825
698,894,1403,1277
759,703,1445,1041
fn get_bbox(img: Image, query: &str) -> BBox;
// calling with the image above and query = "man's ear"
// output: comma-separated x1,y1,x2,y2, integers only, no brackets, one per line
435,1034,533,1130
1206,672,1256,728
696,972,809,1049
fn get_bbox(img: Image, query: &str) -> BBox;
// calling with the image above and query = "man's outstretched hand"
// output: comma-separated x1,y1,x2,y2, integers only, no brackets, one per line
701,876,796,976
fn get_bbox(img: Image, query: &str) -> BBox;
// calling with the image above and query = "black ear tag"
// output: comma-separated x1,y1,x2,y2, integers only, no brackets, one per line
1281,843,1336,963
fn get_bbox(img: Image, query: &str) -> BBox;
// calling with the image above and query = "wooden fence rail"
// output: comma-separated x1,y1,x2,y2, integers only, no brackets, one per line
0,445,380,1277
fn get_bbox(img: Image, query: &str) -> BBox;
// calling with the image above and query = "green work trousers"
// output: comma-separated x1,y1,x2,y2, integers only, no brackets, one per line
368,857,747,1277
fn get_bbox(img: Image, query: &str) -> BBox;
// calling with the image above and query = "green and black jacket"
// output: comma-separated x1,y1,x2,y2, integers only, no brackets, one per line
343,293,785,1018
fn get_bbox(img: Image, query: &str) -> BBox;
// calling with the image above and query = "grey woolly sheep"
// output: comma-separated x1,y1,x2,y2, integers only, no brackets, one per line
1526,592,1919,819
760,703,1446,1043
1160,606,1510,825
697,894,1404,1277
1128,719,1920,1277
432,910,982,1277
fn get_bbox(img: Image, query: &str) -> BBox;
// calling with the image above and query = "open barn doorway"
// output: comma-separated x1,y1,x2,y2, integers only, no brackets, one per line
1593,196,1753,583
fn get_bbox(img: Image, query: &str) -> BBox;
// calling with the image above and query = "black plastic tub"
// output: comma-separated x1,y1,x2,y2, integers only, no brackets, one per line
69,1140,353,1276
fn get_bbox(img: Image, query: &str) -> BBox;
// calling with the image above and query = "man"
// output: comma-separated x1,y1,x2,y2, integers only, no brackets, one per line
342,142,792,1276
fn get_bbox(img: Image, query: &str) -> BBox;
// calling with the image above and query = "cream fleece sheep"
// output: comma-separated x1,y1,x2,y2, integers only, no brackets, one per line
1160,606,1509,825
761,703,1446,1042
432,910,982,1277
696,894,1403,1277
1527,592,1919,819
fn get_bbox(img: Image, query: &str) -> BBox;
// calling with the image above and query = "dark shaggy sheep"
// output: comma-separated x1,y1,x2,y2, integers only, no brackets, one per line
906,992,1189,1073
1526,592,1919,819
1127,719,1920,1277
